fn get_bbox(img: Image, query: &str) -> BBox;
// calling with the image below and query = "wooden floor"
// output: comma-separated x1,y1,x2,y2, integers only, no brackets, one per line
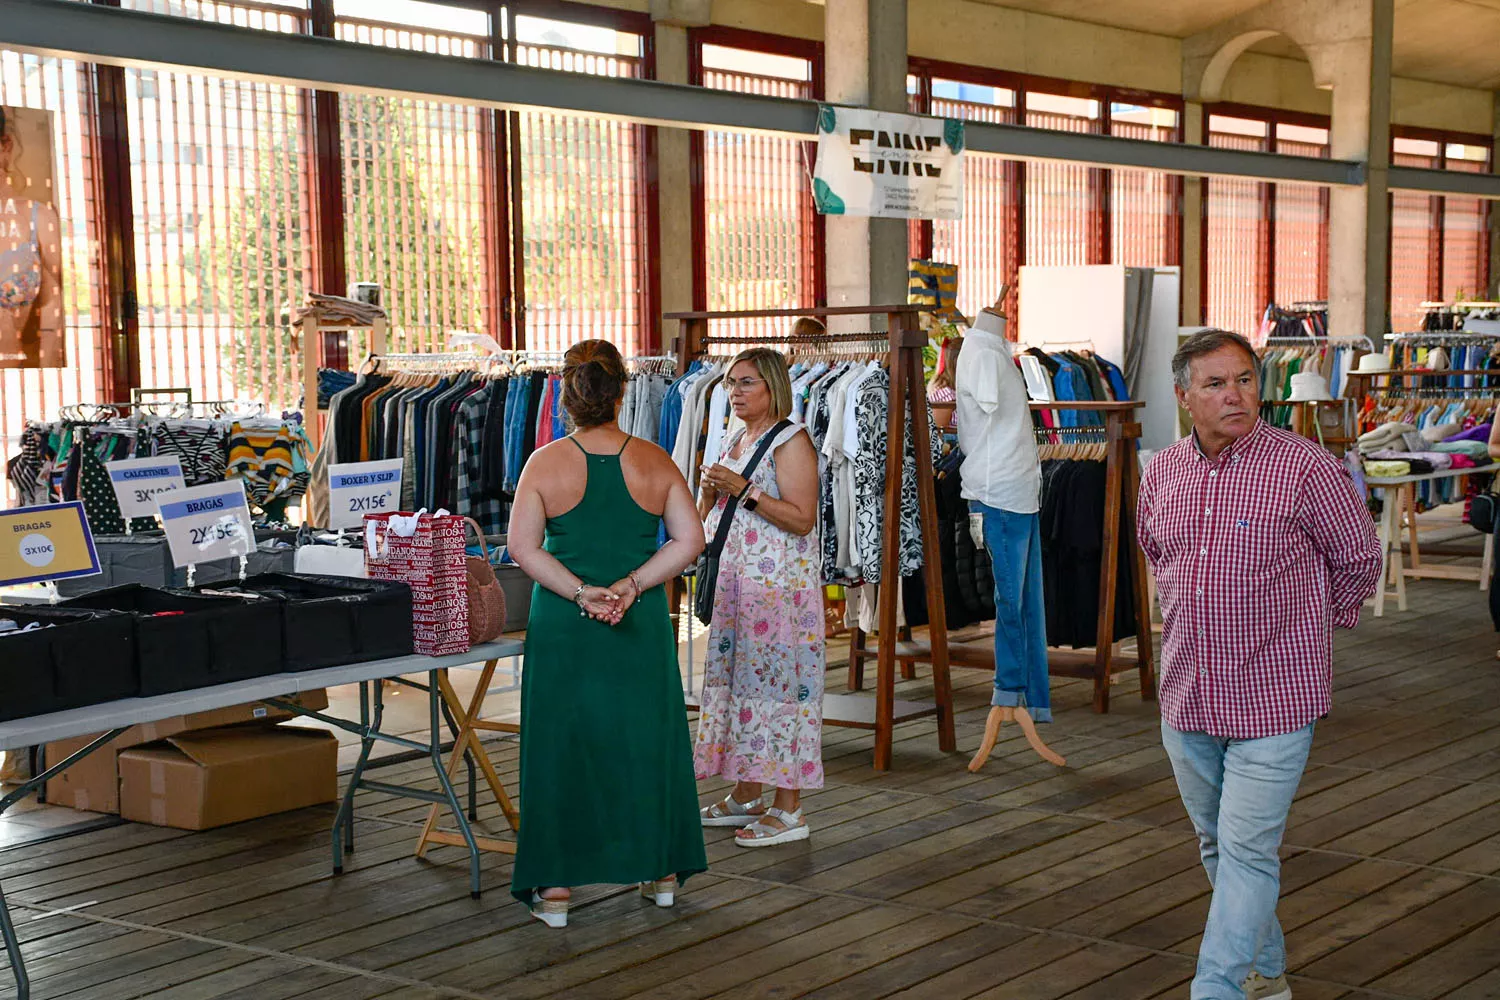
4,582,1500,1000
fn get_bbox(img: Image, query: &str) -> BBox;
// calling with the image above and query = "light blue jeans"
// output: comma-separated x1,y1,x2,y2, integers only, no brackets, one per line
1161,720,1315,999
971,503,1050,722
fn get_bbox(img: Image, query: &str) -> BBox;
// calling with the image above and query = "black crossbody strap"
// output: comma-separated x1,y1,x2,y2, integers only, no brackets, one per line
705,420,791,559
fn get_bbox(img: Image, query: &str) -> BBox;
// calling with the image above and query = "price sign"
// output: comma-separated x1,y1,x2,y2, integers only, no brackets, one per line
0,502,101,587
106,456,186,519
156,480,255,568
327,459,402,530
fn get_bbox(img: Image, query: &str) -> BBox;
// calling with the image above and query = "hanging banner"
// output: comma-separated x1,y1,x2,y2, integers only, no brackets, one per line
107,456,186,520
0,502,100,587
327,459,403,530
813,106,964,220
156,480,255,568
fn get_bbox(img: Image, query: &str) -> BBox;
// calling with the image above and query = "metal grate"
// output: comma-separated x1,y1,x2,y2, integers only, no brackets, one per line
0,50,107,504
1441,156,1489,303
701,50,817,341
930,92,1018,320
1273,131,1330,310
1205,126,1267,337
1111,112,1180,269
1390,144,1442,333
127,1,310,414
337,18,491,358
1024,102,1096,268
515,40,647,356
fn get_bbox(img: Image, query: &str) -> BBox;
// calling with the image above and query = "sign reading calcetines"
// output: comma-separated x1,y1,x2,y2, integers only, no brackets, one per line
813,106,965,220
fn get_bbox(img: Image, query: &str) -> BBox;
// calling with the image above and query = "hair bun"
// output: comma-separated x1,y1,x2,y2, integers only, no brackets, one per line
562,339,627,429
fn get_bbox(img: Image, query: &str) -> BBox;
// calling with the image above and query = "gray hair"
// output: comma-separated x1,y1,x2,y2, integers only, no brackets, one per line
1172,329,1259,392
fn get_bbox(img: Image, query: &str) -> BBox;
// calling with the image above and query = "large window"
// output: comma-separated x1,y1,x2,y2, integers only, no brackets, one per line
1388,132,1493,332
694,36,821,338
514,14,650,355
337,4,492,357
1205,110,1331,337
928,79,1019,321
907,65,1183,324
0,51,107,488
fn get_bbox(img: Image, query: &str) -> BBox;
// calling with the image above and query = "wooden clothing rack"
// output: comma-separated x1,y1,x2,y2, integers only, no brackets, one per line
299,315,387,450
847,399,1156,715
664,304,956,771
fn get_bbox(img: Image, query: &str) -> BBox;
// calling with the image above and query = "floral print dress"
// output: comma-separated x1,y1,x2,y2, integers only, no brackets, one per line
694,422,826,789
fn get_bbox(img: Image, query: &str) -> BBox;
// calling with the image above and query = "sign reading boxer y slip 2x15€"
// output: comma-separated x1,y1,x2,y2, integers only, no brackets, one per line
0,501,101,587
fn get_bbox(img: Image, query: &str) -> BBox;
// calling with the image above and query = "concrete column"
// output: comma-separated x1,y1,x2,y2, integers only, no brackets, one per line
823,0,908,330
1326,0,1393,344
1180,102,1205,326
653,22,695,323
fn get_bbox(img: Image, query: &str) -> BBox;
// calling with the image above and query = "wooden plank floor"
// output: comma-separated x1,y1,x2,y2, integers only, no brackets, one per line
4,582,1499,1000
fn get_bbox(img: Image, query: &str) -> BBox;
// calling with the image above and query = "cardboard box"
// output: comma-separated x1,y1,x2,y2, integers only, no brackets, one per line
119,723,337,830
44,689,329,814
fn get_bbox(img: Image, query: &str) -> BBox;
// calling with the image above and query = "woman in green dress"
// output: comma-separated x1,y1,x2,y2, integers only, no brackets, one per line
507,339,707,928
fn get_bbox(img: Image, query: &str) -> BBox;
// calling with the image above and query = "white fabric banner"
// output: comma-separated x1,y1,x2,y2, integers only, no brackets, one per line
813,106,965,220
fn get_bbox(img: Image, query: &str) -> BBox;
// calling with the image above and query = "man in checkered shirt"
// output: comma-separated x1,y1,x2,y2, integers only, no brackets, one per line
1138,329,1381,1000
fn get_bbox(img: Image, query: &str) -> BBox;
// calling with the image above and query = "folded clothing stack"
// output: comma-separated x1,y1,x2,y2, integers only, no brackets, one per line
1363,460,1411,478
1358,422,1413,455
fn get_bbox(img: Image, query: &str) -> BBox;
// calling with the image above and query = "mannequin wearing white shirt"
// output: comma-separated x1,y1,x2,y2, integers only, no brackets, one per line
955,303,1065,771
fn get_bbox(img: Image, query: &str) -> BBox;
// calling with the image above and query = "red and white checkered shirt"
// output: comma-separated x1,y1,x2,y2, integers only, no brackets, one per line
1138,420,1382,739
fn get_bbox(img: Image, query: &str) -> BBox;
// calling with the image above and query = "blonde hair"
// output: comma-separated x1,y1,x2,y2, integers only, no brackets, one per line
728,347,793,421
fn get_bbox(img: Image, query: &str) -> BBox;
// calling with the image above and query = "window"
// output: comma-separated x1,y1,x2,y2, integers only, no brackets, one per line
1110,103,1181,269
1205,115,1269,337
1388,133,1493,332
127,1,311,411
1272,124,1329,309
695,39,820,338
0,49,108,498
1025,92,1100,268
928,79,1019,320
514,16,649,355
337,8,493,356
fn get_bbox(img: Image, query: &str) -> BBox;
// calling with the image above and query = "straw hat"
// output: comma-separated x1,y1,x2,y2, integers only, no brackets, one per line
1356,352,1392,373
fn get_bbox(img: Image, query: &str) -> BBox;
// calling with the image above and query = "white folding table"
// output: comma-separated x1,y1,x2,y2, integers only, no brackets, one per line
0,640,523,1000
1365,462,1500,616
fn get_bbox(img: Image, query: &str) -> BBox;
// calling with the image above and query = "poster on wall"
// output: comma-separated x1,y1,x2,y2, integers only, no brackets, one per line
0,106,63,370
813,106,964,221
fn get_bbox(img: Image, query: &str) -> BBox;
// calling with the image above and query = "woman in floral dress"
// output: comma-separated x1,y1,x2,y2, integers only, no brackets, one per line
695,347,826,847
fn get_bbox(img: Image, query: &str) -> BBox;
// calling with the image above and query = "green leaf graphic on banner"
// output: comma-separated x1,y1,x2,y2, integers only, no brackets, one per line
818,104,838,134
945,119,966,154
814,179,846,215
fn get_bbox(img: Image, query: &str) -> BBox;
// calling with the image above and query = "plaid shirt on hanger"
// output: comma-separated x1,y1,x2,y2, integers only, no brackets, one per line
456,384,506,538
1138,420,1383,739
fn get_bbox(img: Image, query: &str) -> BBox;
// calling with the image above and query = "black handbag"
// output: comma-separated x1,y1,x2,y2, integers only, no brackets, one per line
1472,491,1500,536
693,420,790,626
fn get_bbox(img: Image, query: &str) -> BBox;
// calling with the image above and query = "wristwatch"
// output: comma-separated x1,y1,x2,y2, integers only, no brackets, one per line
742,486,763,512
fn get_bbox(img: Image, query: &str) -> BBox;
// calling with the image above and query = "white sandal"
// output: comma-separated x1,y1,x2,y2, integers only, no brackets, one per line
735,807,810,848
531,891,568,928
700,793,766,828
639,876,677,907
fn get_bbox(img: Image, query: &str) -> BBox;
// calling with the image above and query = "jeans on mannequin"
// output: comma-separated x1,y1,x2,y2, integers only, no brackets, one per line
969,502,1050,722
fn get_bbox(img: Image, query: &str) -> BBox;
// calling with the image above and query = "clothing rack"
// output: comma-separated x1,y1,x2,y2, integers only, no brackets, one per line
665,304,955,772
847,400,1156,714
1264,334,1375,350
302,315,387,449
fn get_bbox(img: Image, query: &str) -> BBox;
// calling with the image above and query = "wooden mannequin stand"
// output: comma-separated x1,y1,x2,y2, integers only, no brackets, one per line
969,706,1066,771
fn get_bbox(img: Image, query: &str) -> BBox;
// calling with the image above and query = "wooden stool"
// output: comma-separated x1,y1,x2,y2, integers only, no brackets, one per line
414,660,521,859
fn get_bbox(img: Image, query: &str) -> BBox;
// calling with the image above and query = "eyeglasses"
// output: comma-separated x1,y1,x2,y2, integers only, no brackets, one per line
724,377,766,393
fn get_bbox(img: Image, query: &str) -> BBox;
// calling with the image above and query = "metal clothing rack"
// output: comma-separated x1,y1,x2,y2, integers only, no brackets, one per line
664,304,956,772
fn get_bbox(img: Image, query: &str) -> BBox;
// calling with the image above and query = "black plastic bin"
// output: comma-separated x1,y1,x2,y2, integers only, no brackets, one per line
195,574,413,671
59,585,285,695
0,607,138,721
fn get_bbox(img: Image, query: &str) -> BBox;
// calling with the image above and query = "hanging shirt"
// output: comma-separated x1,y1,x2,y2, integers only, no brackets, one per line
955,312,1041,515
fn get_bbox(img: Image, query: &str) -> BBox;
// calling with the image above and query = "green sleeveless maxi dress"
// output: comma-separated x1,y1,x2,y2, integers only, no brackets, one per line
510,436,707,903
